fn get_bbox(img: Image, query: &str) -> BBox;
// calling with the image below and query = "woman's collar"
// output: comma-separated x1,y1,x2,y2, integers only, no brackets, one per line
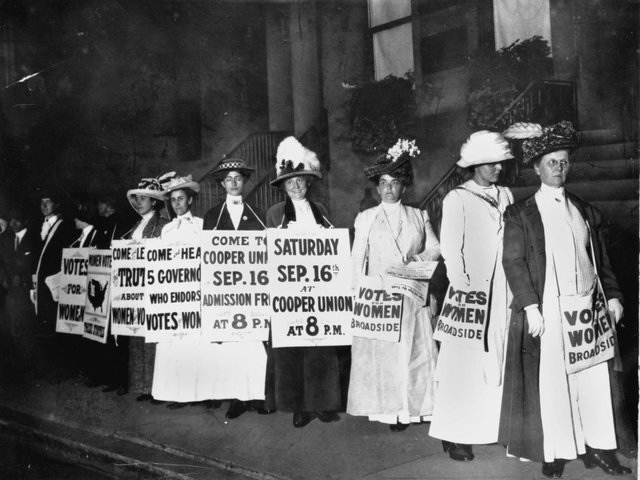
539,183,565,197
225,194,243,205
140,210,155,220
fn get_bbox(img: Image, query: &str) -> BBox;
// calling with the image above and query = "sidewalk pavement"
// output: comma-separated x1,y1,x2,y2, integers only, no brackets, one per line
0,372,636,480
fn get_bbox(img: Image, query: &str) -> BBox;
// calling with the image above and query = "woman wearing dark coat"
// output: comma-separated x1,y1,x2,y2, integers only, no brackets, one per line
124,175,170,402
499,121,630,478
200,158,270,419
264,136,342,428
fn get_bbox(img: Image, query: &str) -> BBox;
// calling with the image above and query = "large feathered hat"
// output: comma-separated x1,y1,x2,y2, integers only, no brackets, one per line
271,136,322,187
364,138,420,185
209,157,255,181
457,131,514,168
126,171,174,210
503,120,578,164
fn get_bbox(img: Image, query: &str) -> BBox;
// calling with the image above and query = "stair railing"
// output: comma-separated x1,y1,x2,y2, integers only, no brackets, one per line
192,131,288,217
417,80,576,234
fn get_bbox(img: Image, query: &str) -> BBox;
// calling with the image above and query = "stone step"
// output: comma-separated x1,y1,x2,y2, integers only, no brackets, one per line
572,141,638,162
579,129,627,146
591,200,639,235
519,158,639,184
511,178,638,203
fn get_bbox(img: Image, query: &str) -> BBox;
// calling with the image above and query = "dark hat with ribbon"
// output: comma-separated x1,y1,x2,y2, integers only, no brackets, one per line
209,157,255,181
271,136,322,187
512,120,579,164
364,138,420,185
126,172,173,210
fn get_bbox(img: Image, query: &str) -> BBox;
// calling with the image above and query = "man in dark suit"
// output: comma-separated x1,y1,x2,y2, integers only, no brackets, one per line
2,207,37,377
72,202,99,248
32,190,76,333
94,195,128,248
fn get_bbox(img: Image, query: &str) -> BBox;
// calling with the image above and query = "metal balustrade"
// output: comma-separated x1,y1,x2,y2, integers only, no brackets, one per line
417,80,577,235
192,132,288,218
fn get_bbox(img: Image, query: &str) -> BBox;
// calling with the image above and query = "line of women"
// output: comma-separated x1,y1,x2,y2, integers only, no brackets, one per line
119,126,630,479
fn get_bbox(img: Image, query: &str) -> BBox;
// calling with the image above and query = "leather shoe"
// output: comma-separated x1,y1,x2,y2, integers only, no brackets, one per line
226,400,249,419
116,386,128,396
136,393,152,402
541,459,565,478
150,399,165,405
442,441,474,461
102,384,118,393
317,411,340,423
256,407,277,415
293,412,315,428
582,446,631,475
389,422,410,432
252,400,276,414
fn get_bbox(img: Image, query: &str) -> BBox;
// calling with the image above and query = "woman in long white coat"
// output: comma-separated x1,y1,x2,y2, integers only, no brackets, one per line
348,139,441,431
429,131,514,461
151,174,205,406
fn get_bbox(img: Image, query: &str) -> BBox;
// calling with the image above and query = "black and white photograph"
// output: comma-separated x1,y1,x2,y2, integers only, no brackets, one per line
0,0,637,478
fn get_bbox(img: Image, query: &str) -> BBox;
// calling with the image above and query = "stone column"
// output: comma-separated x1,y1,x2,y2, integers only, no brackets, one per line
266,3,294,132
319,0,369,228
290,0,323,138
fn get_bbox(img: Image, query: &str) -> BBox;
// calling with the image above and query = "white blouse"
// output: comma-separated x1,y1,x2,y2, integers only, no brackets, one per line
161,211,203,243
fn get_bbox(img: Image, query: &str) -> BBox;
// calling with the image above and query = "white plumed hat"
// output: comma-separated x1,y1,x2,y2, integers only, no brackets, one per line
271,136,322,187
457,131,514,168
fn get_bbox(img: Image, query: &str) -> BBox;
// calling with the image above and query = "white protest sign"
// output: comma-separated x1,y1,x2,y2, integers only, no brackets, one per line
200,231,270,342
560,286,615,374
110,240,147,337
144,240,202,342
56,248,90,335
351,275,403,342
267,228,353,348
83,250,112,343
433,285,489,349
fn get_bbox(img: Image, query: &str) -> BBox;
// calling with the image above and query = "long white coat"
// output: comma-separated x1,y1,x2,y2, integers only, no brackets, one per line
152,213,210,402
347,203,440,423
429,180,513,443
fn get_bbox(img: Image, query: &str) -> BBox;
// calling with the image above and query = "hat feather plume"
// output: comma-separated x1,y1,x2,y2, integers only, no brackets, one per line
502,122,543,139
275,136,319,175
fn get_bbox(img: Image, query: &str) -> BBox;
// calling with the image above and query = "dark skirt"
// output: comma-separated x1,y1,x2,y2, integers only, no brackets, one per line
128,337,156,395
268,345,342,413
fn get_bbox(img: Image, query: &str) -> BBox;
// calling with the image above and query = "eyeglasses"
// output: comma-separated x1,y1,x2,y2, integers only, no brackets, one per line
543,159,570,168
379,179,401,188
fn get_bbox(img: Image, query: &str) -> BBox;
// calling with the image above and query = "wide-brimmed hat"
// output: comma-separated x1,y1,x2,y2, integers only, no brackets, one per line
162,172,200,197
209,157,255,181
364,138,420,185
457,131,514,168
271,136,322,187
126,172,173,210
504,121,578,164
